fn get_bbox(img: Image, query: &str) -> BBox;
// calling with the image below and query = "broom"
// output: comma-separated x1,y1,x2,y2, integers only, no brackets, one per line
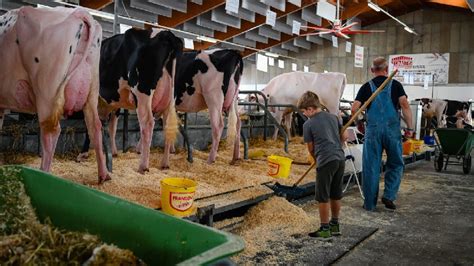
267,69,399,200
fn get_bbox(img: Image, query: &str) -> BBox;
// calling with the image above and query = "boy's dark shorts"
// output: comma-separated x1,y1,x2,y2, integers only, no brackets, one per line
315,160,345,203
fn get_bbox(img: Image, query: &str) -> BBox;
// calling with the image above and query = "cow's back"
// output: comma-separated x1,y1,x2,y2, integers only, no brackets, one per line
175,49,243,113
263,72,346,115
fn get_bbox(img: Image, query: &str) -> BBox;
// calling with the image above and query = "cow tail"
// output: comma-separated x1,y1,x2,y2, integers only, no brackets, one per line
165,102,178,144
227,99,237,147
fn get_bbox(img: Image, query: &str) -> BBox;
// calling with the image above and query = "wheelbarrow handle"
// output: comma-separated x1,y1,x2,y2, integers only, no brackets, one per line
340,69,399,134
293,162,317,187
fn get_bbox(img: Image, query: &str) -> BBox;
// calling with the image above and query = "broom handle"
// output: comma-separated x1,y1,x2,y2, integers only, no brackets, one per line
340,69,398,134
293,69,399,188
294,162,317,187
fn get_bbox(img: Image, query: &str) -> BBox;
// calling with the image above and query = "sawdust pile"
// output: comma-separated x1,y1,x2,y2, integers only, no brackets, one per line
234,196,316,260
0,166,144,265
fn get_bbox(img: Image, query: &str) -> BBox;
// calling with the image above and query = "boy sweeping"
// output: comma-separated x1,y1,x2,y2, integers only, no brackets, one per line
297,91,347,241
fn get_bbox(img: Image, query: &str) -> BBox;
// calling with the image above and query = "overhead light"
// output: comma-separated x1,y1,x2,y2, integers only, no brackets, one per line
196,36,218,43
404,26,414,34
368,1,381,12
37,4,52,8
265,52,279,58
368,1,418,35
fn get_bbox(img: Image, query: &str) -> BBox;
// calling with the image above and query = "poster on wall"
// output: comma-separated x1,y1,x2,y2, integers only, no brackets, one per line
388,53,450,85
354,45,364,68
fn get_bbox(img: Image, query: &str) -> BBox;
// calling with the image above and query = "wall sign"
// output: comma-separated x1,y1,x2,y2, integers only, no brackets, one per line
389,53,450,85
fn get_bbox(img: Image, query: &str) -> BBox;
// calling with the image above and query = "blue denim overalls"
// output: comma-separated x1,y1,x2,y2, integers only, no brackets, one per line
362,79,404,211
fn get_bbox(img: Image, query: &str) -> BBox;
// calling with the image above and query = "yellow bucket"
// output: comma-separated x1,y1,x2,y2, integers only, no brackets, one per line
248,149,266,159
267,155,293,178
412,140,424,153
403,140,414,155
160,178,197,217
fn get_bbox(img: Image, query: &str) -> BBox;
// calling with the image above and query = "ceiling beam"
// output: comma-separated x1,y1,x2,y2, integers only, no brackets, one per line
424,0,469,9
80,0,113,10
158,0,225,28
194,0,337,50
242,0,395,58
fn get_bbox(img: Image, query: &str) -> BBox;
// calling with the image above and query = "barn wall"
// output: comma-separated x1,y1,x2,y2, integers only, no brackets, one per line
241,7,474,100
293,7,474,84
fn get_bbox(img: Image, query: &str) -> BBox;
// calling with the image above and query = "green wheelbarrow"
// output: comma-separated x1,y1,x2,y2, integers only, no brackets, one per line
0,166,244,265
433,128,474,174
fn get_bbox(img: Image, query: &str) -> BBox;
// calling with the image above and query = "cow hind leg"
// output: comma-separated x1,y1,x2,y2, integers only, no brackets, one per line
135,99,154,174
83,102,111,184
208,108,224,164
108,113,119,157
272,112,283,141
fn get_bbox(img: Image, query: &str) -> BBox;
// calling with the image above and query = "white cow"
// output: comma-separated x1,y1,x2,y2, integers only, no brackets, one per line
251,72,346,140
0,7,109,183
419,98,448,128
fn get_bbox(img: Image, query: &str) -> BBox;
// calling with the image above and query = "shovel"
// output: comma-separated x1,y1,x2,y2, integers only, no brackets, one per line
267,69,399,200
266,162,316,200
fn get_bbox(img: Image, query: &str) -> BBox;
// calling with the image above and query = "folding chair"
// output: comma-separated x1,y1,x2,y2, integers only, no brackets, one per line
343,127,365,200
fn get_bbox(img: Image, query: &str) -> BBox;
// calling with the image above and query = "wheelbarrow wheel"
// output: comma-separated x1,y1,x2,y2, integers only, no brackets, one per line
463,155,471,174
435,153,444,172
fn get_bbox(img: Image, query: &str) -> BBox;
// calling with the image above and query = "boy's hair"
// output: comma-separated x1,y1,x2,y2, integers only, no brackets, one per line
297,91,322,110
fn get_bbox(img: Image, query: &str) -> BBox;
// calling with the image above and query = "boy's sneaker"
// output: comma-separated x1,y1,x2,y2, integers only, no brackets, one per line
308,227,332,241
381,198,396,211
329,222,341,236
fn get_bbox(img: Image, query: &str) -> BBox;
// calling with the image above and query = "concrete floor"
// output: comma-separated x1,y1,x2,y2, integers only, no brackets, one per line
317,160,474,265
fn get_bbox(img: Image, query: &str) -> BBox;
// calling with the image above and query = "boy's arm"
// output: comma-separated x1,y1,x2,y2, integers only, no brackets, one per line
337,115,348,145
306,141,316,160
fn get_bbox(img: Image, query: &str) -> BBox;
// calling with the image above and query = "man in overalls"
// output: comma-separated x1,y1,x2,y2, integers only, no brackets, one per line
351,57,414,211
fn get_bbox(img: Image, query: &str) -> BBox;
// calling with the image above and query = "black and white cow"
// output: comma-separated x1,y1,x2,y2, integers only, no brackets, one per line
174,49,243,164
96,28,183,173
419,98,472,129
80,48,243,166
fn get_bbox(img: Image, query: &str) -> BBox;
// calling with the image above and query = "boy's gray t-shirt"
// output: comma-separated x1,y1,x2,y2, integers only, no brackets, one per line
303,111,345,168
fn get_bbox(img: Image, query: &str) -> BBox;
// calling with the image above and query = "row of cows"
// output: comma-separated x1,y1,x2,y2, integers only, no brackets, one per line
0,6,244,184
5,7,468,185
419,98,472,129
0,6,349,185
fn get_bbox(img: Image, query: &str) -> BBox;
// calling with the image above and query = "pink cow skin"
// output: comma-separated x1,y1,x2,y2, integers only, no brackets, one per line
0,6,109,183
250,71,347,140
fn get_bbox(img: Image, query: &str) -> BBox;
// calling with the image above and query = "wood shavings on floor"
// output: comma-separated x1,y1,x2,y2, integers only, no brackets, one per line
3,137,314,210
232,196,317,262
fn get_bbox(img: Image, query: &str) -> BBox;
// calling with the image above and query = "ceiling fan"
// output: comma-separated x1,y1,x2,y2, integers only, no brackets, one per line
300,0,385,39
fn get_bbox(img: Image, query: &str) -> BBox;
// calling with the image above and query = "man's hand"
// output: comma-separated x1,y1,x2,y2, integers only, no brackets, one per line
403,128,414,138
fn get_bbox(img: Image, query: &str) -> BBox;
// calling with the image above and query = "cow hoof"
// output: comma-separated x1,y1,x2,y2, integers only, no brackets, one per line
230,158,242,165
138,168,149,174
98,174,112,185
160,165,170,170
112,153,118,158
76,152,89,163
207,160,215,164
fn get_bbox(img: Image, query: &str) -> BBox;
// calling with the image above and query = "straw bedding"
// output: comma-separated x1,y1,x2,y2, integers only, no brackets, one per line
1,137,314,209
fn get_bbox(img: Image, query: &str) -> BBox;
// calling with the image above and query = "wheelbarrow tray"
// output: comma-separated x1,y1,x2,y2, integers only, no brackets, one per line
434,128,474,156
0,165,244,265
